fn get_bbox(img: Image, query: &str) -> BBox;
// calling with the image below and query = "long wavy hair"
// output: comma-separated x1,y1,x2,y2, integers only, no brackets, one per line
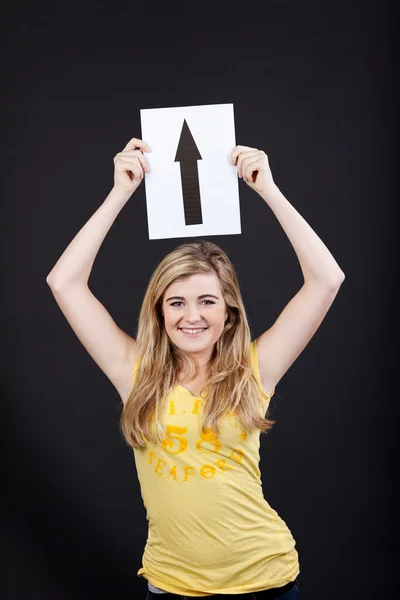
120,240,275,450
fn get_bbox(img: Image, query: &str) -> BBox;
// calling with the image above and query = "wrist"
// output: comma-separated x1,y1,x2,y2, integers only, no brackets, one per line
258,183,282,203
108,186,134,204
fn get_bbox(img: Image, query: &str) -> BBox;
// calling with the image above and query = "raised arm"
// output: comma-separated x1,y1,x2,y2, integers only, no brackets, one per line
231,145,345,392
46,137,150,403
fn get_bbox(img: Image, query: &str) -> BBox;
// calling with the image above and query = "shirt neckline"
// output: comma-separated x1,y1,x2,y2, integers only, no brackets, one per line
176,384,204,398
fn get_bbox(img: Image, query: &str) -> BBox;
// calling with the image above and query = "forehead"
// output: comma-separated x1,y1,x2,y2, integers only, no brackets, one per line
164,273,221,298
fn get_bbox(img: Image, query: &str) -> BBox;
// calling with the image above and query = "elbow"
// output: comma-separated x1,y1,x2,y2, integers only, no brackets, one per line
336,270,345,284
313,270,345,290
46,274,55,287
46,274,62,290
329,270,345,289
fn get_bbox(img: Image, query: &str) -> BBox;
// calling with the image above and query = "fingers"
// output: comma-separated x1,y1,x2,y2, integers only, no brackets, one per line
236,151,259,178
123,137,151,153
117,138,151,181
230,145,256,166
114,136,151,183
118,149,149,172
115,158,142,181
243,158,264,182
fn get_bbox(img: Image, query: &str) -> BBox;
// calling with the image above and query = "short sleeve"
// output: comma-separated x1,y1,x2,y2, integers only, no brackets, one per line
250,339,275,402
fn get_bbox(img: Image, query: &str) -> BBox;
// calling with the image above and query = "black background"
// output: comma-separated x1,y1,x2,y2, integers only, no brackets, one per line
1,2,396,599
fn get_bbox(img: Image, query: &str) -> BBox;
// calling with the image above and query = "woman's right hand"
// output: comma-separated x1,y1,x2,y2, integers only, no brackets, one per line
112,137,151,196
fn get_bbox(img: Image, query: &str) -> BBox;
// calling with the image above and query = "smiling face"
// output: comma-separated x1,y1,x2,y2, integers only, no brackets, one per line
161,272,228,369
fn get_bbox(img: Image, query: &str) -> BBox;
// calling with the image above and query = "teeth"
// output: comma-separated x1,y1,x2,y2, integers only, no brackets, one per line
181,328,205,333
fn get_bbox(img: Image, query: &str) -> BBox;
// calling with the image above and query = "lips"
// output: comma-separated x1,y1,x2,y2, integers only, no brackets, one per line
179,328,208,336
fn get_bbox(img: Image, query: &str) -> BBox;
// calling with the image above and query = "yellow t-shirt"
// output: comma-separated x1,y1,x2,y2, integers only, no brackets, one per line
131,339,300,597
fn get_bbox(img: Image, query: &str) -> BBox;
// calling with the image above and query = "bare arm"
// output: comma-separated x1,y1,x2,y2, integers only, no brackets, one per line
231,145,345,391
46,137,150,402
46,136,150,287
46,187,131,288
254,182,344,390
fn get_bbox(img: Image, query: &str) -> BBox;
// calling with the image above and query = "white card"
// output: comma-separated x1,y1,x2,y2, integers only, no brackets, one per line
139,103,241,240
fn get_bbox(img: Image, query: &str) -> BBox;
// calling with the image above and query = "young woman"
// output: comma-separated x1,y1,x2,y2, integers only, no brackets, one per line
47,137,345,599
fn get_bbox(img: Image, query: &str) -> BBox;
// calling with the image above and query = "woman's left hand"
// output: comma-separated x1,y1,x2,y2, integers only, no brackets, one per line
230,145,275,196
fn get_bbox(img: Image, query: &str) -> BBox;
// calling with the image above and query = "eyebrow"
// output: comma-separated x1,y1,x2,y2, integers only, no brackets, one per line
166,294,220,302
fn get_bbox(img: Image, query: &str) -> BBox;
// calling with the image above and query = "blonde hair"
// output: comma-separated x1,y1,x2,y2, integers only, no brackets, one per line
120,240,275,450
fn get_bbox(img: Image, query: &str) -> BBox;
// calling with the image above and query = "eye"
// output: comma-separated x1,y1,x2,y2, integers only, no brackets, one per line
170,300,215,307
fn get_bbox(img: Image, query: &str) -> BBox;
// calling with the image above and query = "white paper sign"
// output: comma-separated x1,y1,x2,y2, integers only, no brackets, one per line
140,103,241,240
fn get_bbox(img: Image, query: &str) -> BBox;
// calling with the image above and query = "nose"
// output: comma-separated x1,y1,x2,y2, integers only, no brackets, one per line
184,304,203,324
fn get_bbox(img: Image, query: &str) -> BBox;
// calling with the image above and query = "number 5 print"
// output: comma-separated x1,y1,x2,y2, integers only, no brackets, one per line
161,424,222,456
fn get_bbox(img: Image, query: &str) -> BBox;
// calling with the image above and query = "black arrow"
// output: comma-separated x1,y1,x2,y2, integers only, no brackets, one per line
174,119,203,226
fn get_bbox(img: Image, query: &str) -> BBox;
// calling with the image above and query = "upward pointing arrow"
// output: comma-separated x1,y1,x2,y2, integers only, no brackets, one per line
174,119,203,226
